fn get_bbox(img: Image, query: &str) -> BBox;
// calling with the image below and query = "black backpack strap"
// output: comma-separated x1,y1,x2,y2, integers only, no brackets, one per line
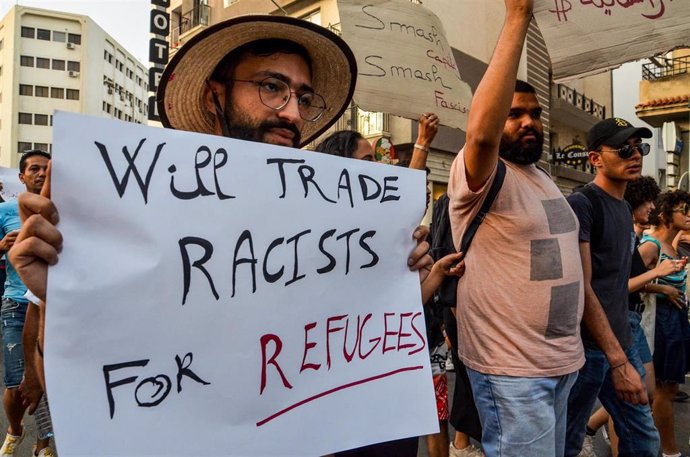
577,185,604,248
460,160,506,253
432,195,451,249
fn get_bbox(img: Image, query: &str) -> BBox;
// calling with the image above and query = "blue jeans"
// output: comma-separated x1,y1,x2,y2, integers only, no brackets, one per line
629,311,652,364
565,345,659,457
466,368,577,457
1,298,28,388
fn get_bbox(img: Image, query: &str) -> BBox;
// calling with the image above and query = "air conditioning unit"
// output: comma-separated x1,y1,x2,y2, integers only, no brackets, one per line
66,42,75,49
68,71,79,78
107,88,113,94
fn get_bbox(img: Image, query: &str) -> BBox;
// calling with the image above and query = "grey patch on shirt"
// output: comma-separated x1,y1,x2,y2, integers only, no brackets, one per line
542,198,577,235
530,238,563,281
545,281,580,339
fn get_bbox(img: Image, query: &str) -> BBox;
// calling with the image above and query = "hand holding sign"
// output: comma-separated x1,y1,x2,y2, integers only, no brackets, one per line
10,163,61,302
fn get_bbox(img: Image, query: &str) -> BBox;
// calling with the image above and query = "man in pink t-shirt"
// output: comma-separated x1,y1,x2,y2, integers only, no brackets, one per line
446,1,648,456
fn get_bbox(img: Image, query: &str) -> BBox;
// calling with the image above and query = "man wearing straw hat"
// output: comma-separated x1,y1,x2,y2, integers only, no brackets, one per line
6,17,435,453
9,14,433,302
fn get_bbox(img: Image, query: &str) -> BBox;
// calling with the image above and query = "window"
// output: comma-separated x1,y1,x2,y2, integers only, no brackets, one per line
50,87,64,99
34,143,49,152
20,55,34,67
52,31,66,42
67,33,81,45
19,84,33,96
52,59,65,71
36,29,50,40
34,114,49,126
36,57,50,69
66,89,79,100
18,142,32,153
67,61,80,72
0,39,3,50
20,27,35,38
18,113,32,124
35,86,48,97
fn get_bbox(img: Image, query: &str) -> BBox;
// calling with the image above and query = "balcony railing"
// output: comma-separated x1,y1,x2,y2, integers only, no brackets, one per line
642,56,690,81
554,84,606,120
182,4,210,33
327,22,341,36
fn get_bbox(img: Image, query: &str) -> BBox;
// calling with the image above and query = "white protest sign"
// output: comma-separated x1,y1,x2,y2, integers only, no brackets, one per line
338,0,473,130
534,0,690,81
46,112,438,456
0,167,23,201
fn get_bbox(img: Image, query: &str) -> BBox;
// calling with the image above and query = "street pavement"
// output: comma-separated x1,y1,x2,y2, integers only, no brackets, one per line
0,354,688,456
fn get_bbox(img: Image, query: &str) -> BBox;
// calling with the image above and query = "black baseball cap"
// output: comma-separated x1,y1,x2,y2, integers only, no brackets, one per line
587,118,652,151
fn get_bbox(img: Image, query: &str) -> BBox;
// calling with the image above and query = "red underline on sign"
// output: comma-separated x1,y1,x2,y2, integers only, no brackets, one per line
256,365,424,427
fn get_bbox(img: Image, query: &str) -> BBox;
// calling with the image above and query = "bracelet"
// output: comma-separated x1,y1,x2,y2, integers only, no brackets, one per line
414,143,429,153
611,359,628,370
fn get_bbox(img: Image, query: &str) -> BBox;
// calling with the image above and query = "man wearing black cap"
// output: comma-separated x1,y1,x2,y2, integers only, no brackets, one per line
565,118,660,457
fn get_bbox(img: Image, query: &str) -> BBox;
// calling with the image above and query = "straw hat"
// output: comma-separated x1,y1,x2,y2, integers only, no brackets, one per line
157,15,357,147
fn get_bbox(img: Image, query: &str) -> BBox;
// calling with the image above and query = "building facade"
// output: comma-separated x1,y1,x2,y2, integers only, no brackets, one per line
0,6,149,168
164,0,611,206
636,48,690,190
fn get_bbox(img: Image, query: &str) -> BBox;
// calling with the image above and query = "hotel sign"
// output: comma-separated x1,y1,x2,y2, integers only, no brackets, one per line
148,0,170,122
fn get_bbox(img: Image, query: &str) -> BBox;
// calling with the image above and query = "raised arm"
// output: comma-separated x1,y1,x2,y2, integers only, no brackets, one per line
409,112,439,171
464,0,532,191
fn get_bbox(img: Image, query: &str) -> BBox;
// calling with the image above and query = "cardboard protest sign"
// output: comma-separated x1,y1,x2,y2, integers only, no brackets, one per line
534,0,690,81
0,167,24,201
338,0,473,130
45,112,438,456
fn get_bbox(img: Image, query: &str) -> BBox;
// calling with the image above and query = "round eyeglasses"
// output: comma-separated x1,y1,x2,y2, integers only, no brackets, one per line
230,77,326,122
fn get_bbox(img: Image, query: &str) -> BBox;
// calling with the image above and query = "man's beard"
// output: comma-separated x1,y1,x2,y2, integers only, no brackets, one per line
223,103,301,148
498,129,544,165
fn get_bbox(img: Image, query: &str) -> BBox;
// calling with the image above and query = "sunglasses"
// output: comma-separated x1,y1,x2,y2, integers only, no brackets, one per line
673,204,690,216
603,143,650,159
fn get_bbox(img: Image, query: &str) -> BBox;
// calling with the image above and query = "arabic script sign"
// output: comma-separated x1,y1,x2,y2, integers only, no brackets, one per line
534,0,689,80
